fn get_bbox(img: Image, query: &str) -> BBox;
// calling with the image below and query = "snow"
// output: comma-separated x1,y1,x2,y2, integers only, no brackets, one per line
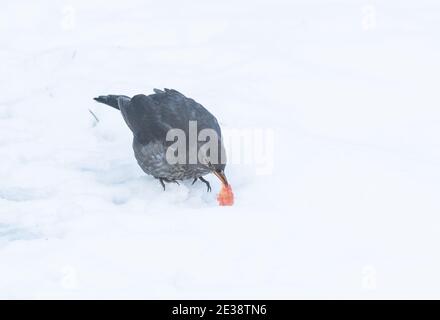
1,0,440,299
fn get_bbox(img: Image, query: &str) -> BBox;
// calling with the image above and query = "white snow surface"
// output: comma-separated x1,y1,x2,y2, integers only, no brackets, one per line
1,0,440,299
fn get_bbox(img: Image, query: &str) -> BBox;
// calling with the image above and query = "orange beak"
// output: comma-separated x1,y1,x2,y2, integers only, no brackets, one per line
213,170,228,187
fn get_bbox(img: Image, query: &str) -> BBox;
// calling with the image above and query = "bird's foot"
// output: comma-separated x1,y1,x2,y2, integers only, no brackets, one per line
158,178,180,190
197,176,211,192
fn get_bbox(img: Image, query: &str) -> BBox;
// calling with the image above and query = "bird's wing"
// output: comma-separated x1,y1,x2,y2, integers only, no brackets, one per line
118,89,222,144
118,94,173,143
151,89,222,136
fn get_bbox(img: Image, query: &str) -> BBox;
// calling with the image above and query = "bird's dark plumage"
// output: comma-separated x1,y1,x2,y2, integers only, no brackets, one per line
94,89,227,190
93,95,129,110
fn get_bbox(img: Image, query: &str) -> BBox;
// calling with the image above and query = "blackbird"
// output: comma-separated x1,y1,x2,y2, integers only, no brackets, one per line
94,88,228,191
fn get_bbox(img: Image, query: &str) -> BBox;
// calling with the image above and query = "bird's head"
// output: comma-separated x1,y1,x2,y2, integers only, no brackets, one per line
199,142,228,187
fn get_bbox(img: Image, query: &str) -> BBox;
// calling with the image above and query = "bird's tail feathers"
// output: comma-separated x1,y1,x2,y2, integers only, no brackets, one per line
93,95,130,110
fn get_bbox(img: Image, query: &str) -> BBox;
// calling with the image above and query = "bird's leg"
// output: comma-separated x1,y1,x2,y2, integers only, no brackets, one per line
198,176,211,192
159,178,166,191
164,178,180,185
158,178,180,190
191,177,211,192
